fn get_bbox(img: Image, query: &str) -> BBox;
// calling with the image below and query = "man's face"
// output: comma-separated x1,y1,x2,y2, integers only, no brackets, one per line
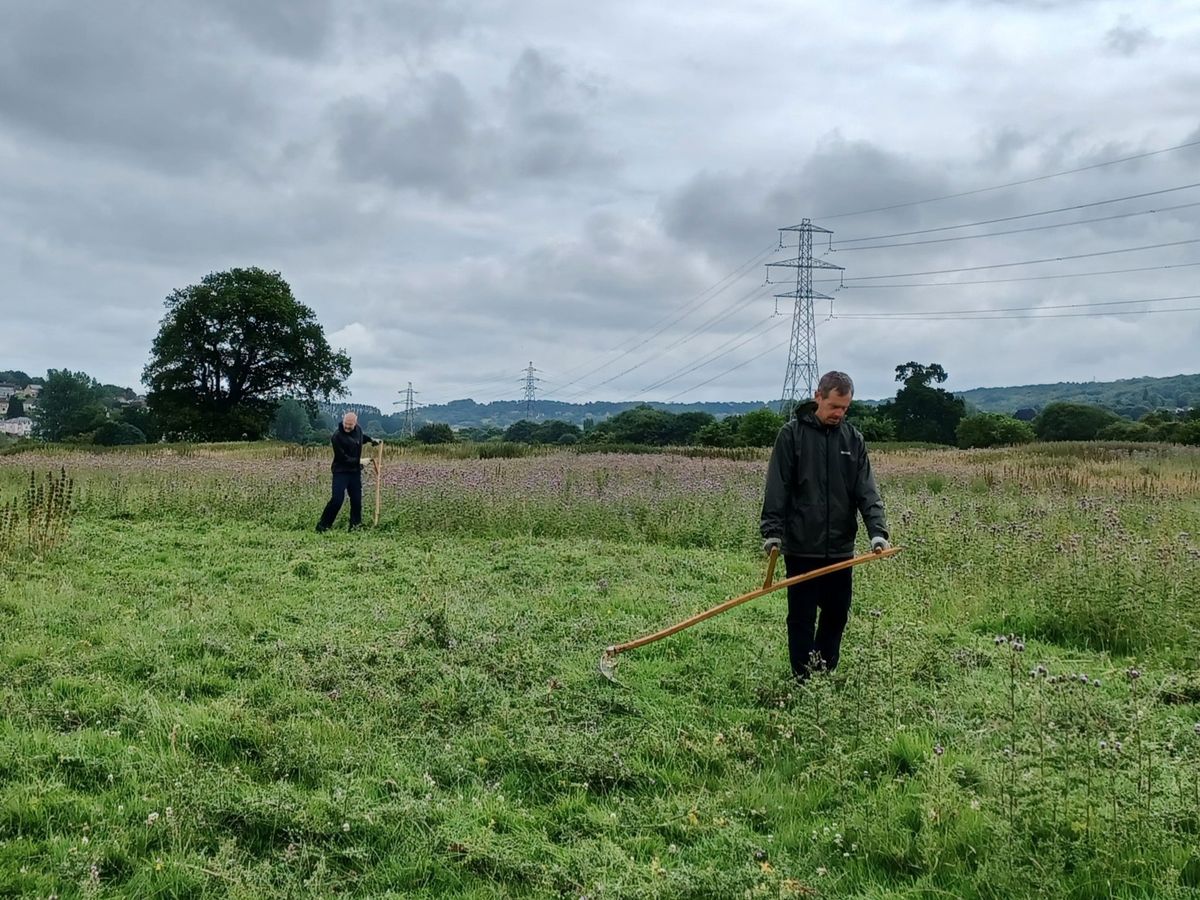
342,415,357,432
813,389,851,426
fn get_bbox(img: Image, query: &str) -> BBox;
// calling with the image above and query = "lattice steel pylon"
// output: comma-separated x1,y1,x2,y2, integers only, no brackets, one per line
392,382,419,437
521,362,542,418
766,219,844,414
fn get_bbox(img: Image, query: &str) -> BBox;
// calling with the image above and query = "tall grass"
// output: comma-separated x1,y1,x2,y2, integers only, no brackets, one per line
1,443,1198,896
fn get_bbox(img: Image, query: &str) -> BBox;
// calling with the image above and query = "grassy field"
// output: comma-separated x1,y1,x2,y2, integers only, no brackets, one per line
1,442,1199,898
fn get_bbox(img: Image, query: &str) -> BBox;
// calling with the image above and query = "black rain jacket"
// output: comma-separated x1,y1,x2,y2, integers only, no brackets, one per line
760,402,888,558
330,425,377,474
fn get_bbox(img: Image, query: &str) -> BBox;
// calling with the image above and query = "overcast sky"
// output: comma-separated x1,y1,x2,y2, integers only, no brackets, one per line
3,0,1198,408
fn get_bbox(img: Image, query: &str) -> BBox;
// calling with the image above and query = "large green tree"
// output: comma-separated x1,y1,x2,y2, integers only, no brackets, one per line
4,395,24,419
956,413,1035,448
1033,402,1122,441
880,361,966,444
143,268,351,441
270,398,315,443
35,369,107,441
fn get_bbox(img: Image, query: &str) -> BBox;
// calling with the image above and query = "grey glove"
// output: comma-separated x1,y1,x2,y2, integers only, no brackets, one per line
871,535,890,553
763,537,782,555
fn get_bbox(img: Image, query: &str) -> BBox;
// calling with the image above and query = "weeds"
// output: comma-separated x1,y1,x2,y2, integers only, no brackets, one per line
1,444,1198,897
0,467,76,556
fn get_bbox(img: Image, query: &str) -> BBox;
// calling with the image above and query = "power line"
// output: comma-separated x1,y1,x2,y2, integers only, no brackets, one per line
835,293,1200,318
832,181,1200,244
814,137,1200,220
827,199,1200,252
815,238,1200,283
834,306,1200,321
547,243,777,394
634,314,784,397
835,260,1200,289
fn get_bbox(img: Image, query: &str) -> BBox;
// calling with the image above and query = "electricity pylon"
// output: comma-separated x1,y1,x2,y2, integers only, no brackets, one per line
766,219,843,414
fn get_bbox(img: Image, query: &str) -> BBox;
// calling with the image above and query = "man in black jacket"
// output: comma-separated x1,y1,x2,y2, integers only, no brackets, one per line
316,411,382,532
760,371,889,679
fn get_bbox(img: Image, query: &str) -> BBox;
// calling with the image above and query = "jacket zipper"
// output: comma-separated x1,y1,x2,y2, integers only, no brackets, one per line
824,427,830,558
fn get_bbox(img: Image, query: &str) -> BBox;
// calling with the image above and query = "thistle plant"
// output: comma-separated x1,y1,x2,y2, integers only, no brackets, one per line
0,468,76,556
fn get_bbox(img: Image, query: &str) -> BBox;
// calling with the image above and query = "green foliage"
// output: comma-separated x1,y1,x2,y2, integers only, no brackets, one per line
881,361,965,444
956,413,1035,449
895,361,949,387
587,404,676,445
503,419,583,445
143,267,351,441
696,416,739,448
414,422,456,444
3,395,23,419
1033,402,1122,441
0,468,75,555
269,399,313,443
2,443,1200,897
34,369,107,441
1098,421,1153,442
849,401,896,443
92,422,147,446
118,406,162,444
735,408,783,447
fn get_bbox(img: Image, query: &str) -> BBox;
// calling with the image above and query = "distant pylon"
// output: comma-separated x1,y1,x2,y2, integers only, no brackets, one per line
521,362,542,418
766,219,844,414
392,382,419,437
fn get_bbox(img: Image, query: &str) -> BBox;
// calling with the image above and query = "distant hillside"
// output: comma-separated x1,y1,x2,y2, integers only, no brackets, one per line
957,373,1200,419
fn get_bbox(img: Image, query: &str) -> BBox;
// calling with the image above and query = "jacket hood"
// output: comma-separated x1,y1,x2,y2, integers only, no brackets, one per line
791,399,818,420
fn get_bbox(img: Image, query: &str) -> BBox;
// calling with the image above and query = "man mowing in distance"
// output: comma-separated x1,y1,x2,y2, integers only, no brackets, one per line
316,411,382,532
761,371,890,680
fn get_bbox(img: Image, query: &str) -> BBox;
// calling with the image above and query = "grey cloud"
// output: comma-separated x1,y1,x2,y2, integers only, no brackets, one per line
0,3,274,173
1104,19,1157,57
333,48,617,197
658,135,949,260
204,0,337,60
334,73,483,200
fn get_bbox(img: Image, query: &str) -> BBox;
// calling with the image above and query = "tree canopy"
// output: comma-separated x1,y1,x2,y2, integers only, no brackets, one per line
1033,402,1122,441
35,369,107,441
880,361,965,444
143,268,350,441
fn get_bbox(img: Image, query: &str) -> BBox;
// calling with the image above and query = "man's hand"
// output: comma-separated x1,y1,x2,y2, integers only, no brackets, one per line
871,536,890,554
763,537,782,555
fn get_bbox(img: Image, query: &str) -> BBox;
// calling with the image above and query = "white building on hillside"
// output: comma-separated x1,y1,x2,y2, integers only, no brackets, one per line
0,417,33,437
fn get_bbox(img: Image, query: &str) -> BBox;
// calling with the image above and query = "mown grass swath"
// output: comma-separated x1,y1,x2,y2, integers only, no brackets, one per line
0,441,1198,897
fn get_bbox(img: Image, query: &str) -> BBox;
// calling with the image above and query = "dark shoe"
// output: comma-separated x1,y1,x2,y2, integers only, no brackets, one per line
316,524,329,533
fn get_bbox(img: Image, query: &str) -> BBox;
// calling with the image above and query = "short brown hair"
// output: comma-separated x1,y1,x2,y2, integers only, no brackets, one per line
817,371,854,398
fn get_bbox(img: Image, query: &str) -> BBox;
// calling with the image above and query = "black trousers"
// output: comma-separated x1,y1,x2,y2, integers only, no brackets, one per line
785,555,853,678
317,470,363,530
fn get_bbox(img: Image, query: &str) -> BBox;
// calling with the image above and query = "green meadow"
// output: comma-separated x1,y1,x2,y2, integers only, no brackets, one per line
1,442,1199,898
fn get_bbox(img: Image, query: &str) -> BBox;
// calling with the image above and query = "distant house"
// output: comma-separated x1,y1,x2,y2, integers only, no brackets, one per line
16,384,41,399
0,400,7,417
0,416,33,437
0,384,17,400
